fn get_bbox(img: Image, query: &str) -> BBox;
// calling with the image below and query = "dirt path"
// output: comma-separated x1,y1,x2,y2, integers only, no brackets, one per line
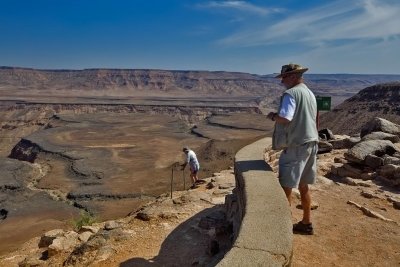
279,149,400,267
291,180,400,266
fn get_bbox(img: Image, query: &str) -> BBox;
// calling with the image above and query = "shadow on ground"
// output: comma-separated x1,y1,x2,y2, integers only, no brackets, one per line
120,205,231,267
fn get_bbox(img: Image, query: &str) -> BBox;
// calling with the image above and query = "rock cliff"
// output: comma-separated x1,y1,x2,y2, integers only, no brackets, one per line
320,82,400,135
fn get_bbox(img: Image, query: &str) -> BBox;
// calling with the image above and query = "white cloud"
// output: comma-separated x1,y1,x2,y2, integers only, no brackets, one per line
196,1,283,16
219,0,400,46
256,36,400,74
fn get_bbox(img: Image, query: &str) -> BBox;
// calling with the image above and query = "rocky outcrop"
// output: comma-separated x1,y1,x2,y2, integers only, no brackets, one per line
360,117,400,137
11,169,237,266
344,140,398,164
8,139,41,163
320,82,400,135
361,131,400,143
328,117,400,187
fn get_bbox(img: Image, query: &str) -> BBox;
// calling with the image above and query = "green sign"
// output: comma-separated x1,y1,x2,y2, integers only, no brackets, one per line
316,96,331,111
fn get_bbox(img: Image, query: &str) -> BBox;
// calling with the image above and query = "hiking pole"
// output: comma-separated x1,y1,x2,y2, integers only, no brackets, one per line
170,166,174,199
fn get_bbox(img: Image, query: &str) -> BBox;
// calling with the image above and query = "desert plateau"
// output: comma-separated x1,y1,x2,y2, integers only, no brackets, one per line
0,67,400,266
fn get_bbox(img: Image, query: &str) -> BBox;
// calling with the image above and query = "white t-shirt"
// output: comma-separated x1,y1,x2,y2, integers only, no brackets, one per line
186,150,199,168
279,93,296,121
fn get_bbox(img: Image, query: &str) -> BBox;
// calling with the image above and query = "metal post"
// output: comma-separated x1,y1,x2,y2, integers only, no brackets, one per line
182,169,185,190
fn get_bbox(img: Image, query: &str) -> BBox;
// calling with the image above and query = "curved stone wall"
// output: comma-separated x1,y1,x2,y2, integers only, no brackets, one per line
218,137,293,266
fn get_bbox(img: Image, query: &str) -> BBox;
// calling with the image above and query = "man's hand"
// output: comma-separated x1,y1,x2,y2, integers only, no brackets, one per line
267,112,277,121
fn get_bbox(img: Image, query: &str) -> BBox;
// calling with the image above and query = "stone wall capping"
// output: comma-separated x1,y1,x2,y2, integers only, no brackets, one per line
217,137,292,267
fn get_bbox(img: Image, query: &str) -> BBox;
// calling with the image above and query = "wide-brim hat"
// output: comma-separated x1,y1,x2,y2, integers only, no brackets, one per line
275,63,308,78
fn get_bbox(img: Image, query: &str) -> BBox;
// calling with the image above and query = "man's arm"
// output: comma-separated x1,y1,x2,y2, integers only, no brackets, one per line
181,162,187,170
181,152,190,170
267,112,291,124
267,94,295,124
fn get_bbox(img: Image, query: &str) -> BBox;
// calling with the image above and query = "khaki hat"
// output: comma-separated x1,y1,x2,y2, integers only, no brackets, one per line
275,63,308,78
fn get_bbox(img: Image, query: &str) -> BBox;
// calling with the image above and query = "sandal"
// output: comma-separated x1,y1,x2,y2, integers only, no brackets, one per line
293,221,314,235
189,184,199,189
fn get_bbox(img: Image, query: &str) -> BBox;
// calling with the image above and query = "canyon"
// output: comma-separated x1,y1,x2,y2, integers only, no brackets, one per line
1,67,400,257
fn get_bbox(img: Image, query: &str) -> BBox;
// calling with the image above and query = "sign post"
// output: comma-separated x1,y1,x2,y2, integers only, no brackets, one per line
316,96,331,130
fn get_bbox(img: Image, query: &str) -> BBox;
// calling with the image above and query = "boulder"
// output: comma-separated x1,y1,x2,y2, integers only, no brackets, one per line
379,164,400,179
38,229,65,248
18,253,43,267
218,182,235,190
136,211,152,221
48,232,80,257
330,163,344,176
364,154,383,169
64,235,107,266
78,231,93,242
360,172,377,181
383,155,400,165
318,140,333,154
332,164,363,179
341,177,371,187
104,221,121,230
206,181,217,189
330,137,360,149
79,225,100,234
334,157,347,164
360,117,400,138
344,140,398,164
93,245,115,263
360,190,380,199
318,128,335,140
361,131,400,143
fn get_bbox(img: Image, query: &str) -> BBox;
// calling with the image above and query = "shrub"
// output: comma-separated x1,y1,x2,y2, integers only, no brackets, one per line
71,210,97,231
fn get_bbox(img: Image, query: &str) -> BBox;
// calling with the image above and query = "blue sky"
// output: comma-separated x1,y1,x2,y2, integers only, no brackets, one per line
1,0,400,74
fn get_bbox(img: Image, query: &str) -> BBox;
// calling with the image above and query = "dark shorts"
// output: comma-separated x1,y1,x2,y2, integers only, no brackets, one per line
190,163,200,174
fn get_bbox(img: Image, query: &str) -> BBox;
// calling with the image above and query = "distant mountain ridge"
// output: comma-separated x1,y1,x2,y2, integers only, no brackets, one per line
1,66,400,109
0,66,278,96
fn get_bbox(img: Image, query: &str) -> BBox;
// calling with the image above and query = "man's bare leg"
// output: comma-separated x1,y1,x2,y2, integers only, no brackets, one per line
298,183,311,224
282,187,292,206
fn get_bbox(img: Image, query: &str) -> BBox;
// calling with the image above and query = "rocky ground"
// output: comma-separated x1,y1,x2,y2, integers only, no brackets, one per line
0,169,237,267
1,118,400,267
268,148,400,267
1,150,399,267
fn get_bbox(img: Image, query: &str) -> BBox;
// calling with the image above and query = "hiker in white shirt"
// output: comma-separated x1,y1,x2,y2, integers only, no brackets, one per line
181,147,201,189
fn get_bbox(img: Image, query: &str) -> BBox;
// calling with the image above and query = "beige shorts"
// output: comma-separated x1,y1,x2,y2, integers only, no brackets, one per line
278,142,318,188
